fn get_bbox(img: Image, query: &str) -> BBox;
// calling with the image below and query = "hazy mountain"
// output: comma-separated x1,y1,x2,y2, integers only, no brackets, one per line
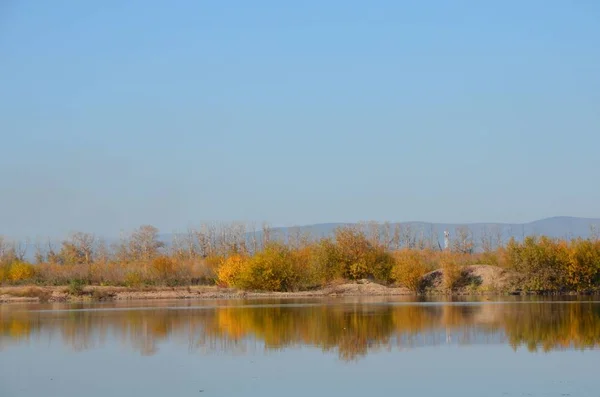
160,216,600,249
252,216,600,246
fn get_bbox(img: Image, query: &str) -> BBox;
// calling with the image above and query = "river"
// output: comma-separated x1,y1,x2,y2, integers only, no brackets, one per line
1,296,599,396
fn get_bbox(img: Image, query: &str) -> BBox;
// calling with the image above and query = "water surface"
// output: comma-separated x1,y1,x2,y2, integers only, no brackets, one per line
1,296,599,396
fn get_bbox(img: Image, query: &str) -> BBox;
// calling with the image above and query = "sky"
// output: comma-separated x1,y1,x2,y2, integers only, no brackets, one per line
1,0,599,239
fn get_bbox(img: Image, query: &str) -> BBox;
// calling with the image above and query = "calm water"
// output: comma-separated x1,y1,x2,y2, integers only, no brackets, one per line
1,296,599,397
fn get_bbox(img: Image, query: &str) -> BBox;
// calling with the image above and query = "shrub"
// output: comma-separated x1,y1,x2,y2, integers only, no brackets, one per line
67,279,86,295
566,239,600,292
217,255,247,287
334,227,394,282
308,239,342,283
124,271,143,287
236,243,308,292
8,262,36,283
440,256,463,292
152,256,176,280
392,250,430,292
0,264,8,284
505,237,569,292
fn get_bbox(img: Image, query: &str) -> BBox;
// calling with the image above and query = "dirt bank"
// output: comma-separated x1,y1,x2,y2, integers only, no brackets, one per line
0,281,414,304
0,265,517,304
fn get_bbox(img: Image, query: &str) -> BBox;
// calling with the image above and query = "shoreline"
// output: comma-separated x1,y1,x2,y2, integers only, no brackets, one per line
0,282,416,304
2,282,597,304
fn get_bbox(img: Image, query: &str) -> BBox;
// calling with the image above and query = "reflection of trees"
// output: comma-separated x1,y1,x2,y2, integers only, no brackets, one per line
2,302,600,360
501,302,600,352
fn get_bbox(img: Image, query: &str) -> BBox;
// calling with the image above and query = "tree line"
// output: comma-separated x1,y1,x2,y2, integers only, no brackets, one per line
0,222,599,293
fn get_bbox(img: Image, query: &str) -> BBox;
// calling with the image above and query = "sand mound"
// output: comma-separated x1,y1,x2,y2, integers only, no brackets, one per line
423,265,512,294
326,280,411,296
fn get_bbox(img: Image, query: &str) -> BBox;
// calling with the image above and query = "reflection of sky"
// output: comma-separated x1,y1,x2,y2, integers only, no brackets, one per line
1,342,598,397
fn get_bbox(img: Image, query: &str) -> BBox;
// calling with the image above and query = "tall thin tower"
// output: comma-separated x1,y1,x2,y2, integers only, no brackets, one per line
444,230,450,250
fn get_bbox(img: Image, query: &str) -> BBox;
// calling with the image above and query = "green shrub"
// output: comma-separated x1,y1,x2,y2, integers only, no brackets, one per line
67,279,86,295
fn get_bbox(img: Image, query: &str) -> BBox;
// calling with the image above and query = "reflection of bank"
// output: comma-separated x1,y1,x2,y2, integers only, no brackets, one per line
1,302,600,360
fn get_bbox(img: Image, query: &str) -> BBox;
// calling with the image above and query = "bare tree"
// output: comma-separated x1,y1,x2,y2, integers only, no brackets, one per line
129,225,164,263
590,224,599,242
95,238,112,265
0,236,9,263
392,224,401,250
0,237,28,263
452,226,474,254
249,222,259,254
367,221,381,246
262,222,272,247
481,226,493,253
493,225,504,249
401,224,416,249
33,239,46,264
71,232,96,264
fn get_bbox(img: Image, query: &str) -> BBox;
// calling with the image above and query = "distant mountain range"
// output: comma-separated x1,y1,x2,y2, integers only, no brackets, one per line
159,216,600,249
266,216,600,241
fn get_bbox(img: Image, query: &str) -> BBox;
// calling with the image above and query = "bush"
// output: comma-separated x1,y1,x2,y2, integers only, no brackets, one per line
440,256,463,292
152,256,176,280
308,239,342,283
8,262,36,283
334,227,394,282
67,279,86,295
0,263,8,284
505,237,569,292
392,250,430,292
566,239,600,292
236,243,308,292
124,271,143,287
217,255,247,287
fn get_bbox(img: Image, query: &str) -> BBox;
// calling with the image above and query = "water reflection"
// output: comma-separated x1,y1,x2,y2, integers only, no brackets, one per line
2,299,599,360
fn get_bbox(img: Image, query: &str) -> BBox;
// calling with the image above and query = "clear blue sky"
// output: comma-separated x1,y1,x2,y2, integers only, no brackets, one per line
1,1,599,239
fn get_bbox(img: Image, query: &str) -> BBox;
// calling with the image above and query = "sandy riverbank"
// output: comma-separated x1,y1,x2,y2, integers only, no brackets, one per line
0,265,517,303
0,281,416,303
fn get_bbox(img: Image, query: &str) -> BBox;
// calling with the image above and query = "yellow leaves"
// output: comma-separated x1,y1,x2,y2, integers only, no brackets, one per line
333,227,394,282
124,271,143,287
217,244,312,292
440,255,463,292
216,254,247,288
7,262,36,283
505,236,600,292
392,250,430,292
151,256,176,279
566,239,600,292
